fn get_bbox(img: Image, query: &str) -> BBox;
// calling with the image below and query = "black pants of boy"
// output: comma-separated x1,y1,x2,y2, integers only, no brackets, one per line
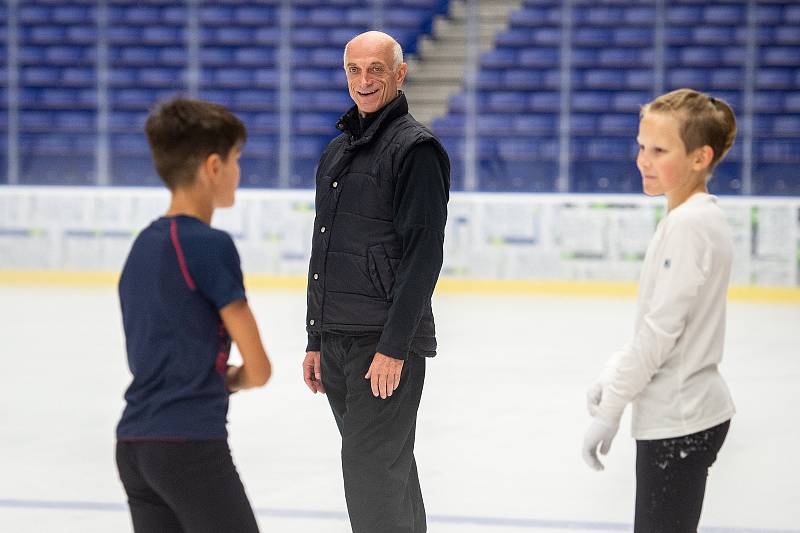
634,419,730,533
116,440,259,533
321,332,427,533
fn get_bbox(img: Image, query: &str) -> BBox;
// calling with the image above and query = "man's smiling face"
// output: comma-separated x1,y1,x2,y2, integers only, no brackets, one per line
344,33,407,116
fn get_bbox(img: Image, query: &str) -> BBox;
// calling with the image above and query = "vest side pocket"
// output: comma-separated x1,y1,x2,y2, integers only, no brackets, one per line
367,244,395,300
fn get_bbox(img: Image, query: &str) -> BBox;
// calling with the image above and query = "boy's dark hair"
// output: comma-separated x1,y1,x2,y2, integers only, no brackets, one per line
145,98,246,190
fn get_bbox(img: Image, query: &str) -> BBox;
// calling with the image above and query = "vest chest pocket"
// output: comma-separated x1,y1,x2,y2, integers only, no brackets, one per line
367,244,400,299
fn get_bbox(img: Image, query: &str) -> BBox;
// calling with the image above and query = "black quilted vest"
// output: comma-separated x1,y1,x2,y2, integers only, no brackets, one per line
306,93,445,341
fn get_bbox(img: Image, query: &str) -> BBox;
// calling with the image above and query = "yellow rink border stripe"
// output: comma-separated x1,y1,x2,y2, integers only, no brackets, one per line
2,270,799,303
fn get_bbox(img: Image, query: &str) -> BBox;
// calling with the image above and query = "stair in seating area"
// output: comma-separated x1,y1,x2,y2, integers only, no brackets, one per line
402,0,524,125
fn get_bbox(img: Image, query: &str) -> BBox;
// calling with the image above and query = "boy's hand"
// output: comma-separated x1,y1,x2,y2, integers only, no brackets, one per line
365,352,403,399
303,351,325,394
582,418,619,471
586,382,603,417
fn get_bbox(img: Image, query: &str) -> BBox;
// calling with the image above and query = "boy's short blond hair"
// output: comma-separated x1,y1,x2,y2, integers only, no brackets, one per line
641,88,737,173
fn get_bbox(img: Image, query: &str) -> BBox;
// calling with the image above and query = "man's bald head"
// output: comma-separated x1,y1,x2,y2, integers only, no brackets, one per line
342,31,408,116
343,31,403,70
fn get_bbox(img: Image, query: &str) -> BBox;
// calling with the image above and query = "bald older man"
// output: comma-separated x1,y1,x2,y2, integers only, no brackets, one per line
302,31,449,533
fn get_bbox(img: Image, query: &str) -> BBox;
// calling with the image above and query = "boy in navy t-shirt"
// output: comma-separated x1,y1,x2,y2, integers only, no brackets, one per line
116,98,271,533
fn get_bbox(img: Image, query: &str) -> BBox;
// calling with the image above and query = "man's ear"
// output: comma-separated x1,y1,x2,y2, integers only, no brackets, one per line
692,145,714,172
396,62,408,88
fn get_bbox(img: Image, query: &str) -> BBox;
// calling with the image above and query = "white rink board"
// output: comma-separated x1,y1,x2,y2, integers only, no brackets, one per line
0,187,798,286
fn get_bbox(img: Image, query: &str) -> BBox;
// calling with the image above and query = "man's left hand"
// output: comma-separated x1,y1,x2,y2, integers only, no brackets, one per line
365,352,404,399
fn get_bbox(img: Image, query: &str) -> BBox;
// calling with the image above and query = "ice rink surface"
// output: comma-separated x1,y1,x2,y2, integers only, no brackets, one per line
1,285,798,533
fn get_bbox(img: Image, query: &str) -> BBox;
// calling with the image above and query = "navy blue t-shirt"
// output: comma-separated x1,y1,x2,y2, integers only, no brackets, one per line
117,215,246,440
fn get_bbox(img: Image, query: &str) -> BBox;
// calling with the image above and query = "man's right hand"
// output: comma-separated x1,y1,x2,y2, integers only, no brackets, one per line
303,351,325,394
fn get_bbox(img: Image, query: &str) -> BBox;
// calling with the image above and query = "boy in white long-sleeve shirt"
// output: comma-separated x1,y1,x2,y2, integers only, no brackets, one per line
582,88,738,533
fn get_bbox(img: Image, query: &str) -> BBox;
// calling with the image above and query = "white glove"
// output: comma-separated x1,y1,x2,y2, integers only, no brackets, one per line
582,418,619,471
586,381,603,417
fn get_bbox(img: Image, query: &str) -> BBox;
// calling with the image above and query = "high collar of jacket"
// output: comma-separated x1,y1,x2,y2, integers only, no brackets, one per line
336,92,409,148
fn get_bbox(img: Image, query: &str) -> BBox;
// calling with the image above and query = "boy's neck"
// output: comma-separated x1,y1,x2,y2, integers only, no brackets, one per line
667,179,708,212
165,188,214,224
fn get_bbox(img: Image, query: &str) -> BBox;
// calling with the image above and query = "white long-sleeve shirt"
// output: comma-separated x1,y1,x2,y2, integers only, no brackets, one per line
596,193,736,440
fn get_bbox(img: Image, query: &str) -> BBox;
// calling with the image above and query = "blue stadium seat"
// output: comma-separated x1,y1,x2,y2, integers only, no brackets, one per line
598,48,647,67
296,113,338,134
476,70,503,90
773,115,800,135
481,49,517,69
162,6,187,25
571,48,598,67
625,69,653,90
572,91,612,112
241,112,277,133
109,111,148,132
109,27,145,51
774,26,800,45
573,28,612,46
614,27,651,46
571,114,598,134
295,69,337,89
46,45,86,65
753,91,785,113
624,6,655,25
234,47,275,67
55,111,95,132
598,113,637,134
704,5,744,25
431,115,465,135
761,47,800,66
28,26,66,44
612,91,649,112
254,27,281,45
668,68,710,88
680,47,722,66
503,70,543,90
514,115,556,134
487,92,528,113
477,114,516,135
235,5,276,26
22,66,60,85
756,68,794,89
571,160,640,193
582,69,626,89
62,67,95,86
310,48,343,68
141,27,182,45
518,48,559,67
710,68,742,89
693,26,735,45
52,5,93,24
18,5,50,24
121,6,161,24
509,6,560,26
138,68,182,87
667,6,703,25
753,164,800,196
253,68,279,88
112,88,164,109
785,92,800,112
159,47,188,66
118,47,160,66
529,92,560,112
20,111,53,130
756,5,783,25
200,6,235,25
575,6,624,25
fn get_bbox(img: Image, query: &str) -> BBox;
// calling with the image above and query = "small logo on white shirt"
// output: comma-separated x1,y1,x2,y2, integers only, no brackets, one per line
664,259,671,269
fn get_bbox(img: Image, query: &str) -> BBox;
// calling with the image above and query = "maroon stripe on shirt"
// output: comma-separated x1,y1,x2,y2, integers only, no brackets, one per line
169,218,197,291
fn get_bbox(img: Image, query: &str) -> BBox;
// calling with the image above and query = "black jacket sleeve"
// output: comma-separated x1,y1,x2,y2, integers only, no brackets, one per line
376,141,449,359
